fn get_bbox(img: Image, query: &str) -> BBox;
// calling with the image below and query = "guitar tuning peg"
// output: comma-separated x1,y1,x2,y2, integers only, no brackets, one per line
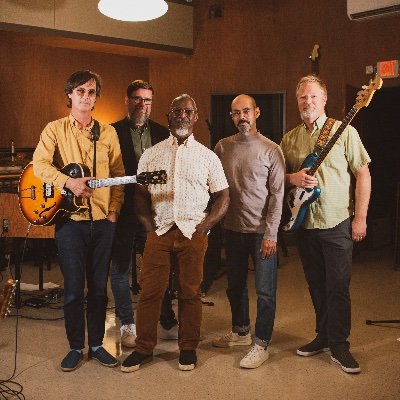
361,85,368,89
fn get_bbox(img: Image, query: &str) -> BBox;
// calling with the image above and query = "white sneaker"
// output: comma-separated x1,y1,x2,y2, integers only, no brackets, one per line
159,324,178,340
212,331,252,348
120,324,137,347
240,344,269,369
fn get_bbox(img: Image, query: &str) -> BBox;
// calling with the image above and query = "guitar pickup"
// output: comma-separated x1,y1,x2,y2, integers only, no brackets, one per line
43,183,54,199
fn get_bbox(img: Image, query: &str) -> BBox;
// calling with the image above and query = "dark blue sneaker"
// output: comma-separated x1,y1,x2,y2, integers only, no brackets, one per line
60,350,83,372
88,347,119,367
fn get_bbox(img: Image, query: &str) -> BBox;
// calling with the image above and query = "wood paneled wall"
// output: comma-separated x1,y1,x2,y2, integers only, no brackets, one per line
149,0,400,145
0,0,399,149
0,35,148,148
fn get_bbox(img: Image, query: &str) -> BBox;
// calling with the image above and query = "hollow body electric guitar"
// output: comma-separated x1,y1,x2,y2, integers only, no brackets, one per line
281,76,383,232
18,162,167,226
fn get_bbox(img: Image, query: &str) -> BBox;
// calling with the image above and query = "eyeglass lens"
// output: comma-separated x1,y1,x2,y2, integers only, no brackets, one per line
130,96,153,104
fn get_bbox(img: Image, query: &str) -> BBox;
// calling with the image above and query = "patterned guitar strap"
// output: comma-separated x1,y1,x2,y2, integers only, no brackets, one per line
314,117,335,155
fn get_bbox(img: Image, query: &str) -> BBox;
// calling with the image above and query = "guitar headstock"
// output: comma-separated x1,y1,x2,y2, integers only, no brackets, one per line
355,76,383,110
0,279,17,319
309,44,320,61
137,170,167,185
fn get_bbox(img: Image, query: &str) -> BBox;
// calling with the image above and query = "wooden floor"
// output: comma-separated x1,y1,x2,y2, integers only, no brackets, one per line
0,244,399,400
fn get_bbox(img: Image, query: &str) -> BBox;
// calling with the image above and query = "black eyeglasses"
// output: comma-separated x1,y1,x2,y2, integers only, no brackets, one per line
230,107,254,118
169,108,196,117
129,96,153,105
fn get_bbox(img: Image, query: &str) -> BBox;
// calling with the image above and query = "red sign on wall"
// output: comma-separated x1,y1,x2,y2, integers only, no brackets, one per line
377,60,399,79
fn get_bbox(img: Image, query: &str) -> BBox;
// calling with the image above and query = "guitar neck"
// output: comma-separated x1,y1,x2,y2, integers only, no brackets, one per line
311,61,319,76
88,176,137,189
308,106,359,176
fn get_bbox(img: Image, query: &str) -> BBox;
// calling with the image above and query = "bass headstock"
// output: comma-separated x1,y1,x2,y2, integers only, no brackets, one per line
137,170,167,185
355,76,383,110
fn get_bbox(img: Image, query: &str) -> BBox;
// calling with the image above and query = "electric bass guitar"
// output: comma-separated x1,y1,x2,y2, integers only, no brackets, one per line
281,76,383,232
0,278,17,320
18,162,167,226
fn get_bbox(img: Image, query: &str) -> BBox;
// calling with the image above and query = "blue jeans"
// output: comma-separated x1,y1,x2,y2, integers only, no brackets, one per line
225,230,278,346
55,219,116,350
110,219,177,329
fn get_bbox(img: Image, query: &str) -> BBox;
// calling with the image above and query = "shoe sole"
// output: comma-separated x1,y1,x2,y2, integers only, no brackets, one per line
330,356,361,374
240,359,267,369
296,347,329,357
178,363,196,371
121,356,153,373
212,339,252,348
121,364,141,373
89,356,119,368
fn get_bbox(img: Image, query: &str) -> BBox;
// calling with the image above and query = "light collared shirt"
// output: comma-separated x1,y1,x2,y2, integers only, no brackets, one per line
280,114,371,229
33,115,125,221
137,134,229,239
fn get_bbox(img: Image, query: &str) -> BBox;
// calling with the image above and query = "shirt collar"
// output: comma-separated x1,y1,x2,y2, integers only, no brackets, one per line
168,133,195,147
302,114,327,133
69,114,94,131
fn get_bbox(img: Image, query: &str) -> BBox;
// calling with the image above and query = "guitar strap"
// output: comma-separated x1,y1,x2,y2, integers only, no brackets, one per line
314,117,335,155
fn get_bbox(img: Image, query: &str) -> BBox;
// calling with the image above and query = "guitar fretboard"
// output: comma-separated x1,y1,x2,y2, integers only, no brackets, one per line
88,176,137,189
308,106,359,176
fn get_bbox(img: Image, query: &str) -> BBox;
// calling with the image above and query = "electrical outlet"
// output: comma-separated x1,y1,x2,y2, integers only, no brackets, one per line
2,218,9,233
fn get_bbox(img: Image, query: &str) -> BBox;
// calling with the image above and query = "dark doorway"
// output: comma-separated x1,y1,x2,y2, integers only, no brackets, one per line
346,84,400,250
207,92,286,149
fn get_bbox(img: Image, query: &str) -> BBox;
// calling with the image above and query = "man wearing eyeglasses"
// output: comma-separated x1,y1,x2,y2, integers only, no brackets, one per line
33,70,125,371
212,94,285,369
110,80,178,349
121,94,229,372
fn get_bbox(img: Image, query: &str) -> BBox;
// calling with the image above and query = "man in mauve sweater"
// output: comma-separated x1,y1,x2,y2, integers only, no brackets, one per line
212,94,285,369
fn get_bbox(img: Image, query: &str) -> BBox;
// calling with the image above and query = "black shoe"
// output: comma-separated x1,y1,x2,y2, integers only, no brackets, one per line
331,349,361,374
60,350,83,372
88,347,119,367
121,351,153,373
297,336,329,357
178,350,197,371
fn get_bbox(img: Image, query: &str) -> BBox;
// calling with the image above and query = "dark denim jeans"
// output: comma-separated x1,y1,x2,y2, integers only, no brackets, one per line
297,218,353,349
55,219,116,350
110,219,177,329
225,229,278,346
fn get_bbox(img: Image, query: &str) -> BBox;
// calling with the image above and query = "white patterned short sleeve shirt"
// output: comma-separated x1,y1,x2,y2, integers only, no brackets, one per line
137,134,229,239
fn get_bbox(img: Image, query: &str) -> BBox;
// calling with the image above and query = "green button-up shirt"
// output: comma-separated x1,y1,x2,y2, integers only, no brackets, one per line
280,114,371,229
130,123,152,162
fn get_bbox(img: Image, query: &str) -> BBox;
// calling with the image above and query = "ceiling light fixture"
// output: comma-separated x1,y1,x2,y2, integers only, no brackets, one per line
98,0,168,22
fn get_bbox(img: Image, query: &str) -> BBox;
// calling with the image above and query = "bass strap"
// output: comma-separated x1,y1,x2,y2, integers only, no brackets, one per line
313,117,335,156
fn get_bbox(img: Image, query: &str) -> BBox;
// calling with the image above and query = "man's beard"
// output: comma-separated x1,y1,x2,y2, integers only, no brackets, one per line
132,110,149,126
237,120,251,133
301,106,318,121
174,127,190,138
